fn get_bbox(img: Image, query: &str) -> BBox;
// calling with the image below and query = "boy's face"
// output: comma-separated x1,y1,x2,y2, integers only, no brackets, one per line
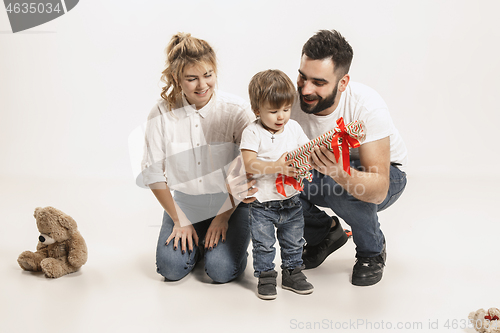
255,102,292,134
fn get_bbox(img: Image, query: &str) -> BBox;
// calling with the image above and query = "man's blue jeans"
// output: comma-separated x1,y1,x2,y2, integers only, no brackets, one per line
299,160,407,257
249,195,305,277
156,191,250,283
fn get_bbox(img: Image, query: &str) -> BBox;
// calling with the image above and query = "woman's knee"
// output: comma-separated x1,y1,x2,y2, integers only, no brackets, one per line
204,251,247,283
156,245,195,281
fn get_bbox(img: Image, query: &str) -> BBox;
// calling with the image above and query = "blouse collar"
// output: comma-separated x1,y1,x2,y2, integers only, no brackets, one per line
180,90,216,118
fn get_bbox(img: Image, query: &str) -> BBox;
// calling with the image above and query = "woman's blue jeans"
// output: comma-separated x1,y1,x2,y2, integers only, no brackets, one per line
156,191,250,283
249,195,305,277
299,160,407,257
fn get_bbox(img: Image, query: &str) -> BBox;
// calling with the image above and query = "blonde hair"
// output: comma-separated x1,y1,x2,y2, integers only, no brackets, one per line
160,33,217,110
248,69,296,113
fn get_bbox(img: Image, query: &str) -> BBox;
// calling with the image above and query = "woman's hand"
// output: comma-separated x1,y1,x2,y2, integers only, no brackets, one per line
226,155,258,203
166,223,199,255
204,215,229,250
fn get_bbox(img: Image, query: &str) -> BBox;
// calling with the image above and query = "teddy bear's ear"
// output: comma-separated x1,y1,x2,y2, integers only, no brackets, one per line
57,214,78,232
33,207,42,219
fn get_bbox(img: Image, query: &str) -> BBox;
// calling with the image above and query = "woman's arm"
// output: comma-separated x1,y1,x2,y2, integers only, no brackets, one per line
241,149,297,177
149,182,199,254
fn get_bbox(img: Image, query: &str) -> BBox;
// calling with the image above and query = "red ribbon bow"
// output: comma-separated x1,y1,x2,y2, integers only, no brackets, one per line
275,174,303,197
330,117,362,175
485,312,499,321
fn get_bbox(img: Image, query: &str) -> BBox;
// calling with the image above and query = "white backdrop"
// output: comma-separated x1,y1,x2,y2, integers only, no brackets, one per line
1,0,499,181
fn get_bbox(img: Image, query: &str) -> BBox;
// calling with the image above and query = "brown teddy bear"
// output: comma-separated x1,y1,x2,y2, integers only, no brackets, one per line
17,206,88,278
469,308,500,333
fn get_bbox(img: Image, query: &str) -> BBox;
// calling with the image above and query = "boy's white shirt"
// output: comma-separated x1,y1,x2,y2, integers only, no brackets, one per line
240,119,309,202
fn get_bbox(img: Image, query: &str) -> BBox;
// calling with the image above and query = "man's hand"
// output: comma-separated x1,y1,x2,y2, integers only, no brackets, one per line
309,137,391,204
310,145,344,178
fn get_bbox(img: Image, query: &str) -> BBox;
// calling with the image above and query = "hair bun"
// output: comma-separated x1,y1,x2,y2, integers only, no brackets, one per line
172,32,191,45
166,32,193,60
177,32,191,40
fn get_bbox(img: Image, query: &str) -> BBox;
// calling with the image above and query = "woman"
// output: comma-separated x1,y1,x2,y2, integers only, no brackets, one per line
141,33,256,283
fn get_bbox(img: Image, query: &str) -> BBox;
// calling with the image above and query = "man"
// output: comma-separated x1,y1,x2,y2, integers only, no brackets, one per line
291,30,408,286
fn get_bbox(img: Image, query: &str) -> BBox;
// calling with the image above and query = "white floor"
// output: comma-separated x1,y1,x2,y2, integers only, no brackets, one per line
1,174,498,333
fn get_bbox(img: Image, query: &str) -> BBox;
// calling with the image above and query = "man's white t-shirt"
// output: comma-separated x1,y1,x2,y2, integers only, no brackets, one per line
291,81,408,167
240,119,310,202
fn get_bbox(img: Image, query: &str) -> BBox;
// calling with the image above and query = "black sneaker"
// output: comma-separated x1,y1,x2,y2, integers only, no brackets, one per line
351,242,386,286
302,216,348,269
257,270,278,300
282,266,314,295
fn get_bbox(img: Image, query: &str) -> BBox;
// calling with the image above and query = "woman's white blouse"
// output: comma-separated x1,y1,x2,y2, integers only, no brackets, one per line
141,91,254,195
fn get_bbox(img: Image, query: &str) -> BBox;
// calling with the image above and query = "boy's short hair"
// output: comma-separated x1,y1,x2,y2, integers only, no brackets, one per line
248,69,296,113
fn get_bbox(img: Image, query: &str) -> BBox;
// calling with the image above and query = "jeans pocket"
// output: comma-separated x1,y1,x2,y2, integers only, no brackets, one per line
290,195,301,206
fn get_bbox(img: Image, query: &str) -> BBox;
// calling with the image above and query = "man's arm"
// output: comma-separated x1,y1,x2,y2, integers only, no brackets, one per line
310,137,390,204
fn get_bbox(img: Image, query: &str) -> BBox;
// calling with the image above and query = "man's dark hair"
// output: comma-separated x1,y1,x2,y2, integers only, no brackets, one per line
302,29,354,77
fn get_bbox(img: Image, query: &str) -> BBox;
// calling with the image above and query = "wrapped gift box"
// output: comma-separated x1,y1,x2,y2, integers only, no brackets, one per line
276,117,366,196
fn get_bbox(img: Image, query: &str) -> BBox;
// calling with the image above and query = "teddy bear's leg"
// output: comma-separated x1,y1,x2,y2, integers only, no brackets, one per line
40,258,77,278
17,251,46,271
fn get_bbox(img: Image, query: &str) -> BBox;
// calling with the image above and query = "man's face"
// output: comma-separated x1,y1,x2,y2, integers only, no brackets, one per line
297,55,341,116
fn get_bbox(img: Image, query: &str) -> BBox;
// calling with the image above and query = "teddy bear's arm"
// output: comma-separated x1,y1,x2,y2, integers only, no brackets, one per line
67,232,88,268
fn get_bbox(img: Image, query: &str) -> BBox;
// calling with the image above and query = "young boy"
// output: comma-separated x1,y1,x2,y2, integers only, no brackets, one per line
240,69,313,300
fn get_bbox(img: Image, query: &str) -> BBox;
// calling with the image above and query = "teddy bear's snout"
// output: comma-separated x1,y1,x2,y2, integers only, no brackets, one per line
39,234,55,245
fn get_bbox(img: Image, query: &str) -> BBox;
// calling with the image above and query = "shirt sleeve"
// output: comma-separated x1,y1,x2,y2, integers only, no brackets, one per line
289,120,310,146
297,125,310,146
362,106,395,144
141,105,167,186
232,102,255,145
239,123,261,153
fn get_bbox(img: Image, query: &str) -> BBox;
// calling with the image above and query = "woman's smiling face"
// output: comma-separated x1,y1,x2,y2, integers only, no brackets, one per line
179,63,216,110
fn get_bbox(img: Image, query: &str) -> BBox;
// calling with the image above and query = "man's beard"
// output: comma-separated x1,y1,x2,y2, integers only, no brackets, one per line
298,82,339,115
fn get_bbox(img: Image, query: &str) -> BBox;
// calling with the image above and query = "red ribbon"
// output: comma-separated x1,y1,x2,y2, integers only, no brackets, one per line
329,117,361,175
275,174,303,197
485,312,499,321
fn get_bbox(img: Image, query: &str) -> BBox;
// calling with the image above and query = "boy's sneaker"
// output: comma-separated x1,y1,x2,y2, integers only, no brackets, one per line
282,266,314,294
257,270,278,300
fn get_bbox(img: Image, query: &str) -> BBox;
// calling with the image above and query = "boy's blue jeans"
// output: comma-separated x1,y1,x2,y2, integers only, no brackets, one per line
300,160,407,257
249,195,305,277
156,191,250,283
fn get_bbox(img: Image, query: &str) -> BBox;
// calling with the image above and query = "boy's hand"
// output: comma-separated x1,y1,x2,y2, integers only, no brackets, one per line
276,152,298,177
